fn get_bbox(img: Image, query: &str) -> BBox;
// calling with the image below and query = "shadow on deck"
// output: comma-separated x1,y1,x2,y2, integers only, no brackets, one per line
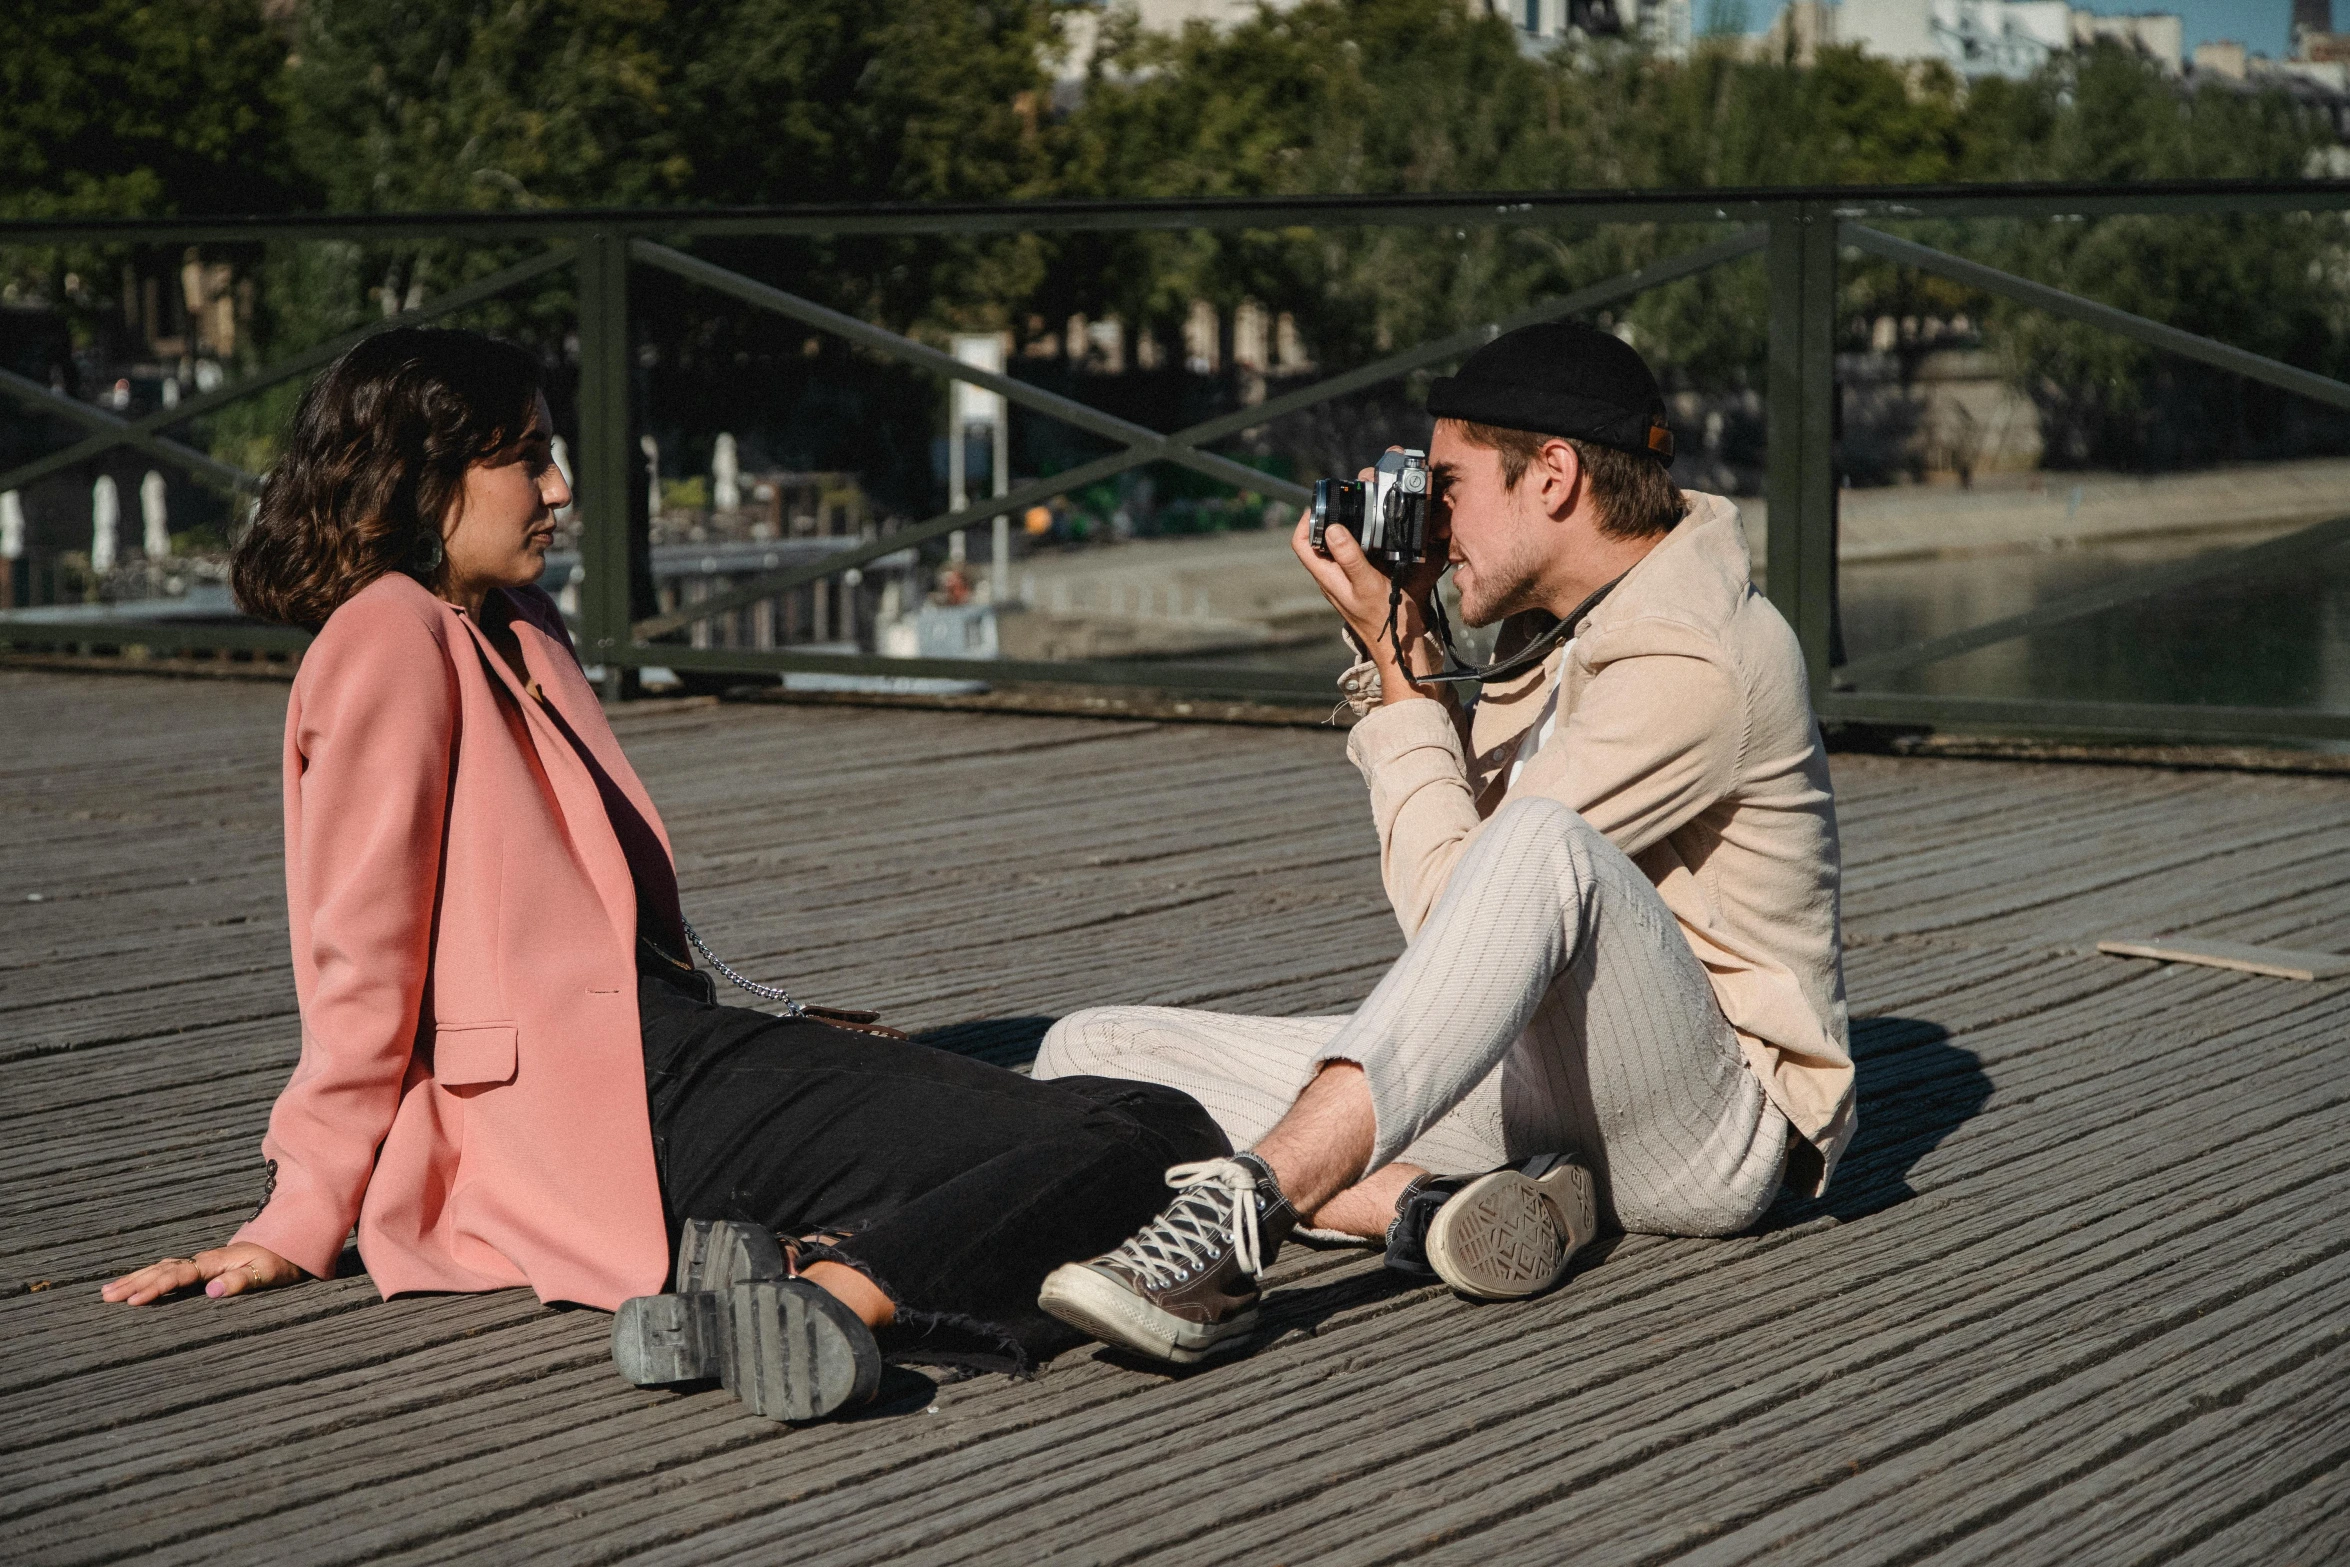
3,670,2346,1566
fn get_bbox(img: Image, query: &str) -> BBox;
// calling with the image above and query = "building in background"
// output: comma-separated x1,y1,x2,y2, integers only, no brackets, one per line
1060,0,1693,61
2070,7,2182,67
1827,0,2181,79
1755,0,1837,64
1081,0,1260,29
2192,0,2350,120
1491,0,1694,56
2295,0,2343,58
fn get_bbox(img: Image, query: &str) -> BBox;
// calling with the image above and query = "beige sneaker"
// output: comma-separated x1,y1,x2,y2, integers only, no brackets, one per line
1420,1153,1599,1301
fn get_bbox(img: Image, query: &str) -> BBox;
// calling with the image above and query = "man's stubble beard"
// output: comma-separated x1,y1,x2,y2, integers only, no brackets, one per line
1456,524,1551,629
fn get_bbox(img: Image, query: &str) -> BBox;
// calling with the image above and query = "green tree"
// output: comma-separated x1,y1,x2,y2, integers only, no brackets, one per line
16,1,2344,489
1058,15,2348,474
0,0,298,222
265,0,1069,503
1945,44,2341,465
290,0,686,213
1056,0,1587,378
288,0,1062,214
0,0,302,514
253,0,691,397
671,0,1060,207
0,0,299,372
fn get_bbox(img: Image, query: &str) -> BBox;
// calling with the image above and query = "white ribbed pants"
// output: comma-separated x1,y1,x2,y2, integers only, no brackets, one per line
1034,796,1788,1237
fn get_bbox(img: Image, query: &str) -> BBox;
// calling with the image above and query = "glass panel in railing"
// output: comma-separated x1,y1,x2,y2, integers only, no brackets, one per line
615,218,1764,705
1827,209,2350,733
0,230,574,671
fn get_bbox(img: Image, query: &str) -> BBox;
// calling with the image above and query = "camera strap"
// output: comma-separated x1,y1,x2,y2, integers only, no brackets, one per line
1413,571,1628,688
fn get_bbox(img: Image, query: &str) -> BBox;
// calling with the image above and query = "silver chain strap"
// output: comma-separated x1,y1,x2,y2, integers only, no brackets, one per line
681,919,806,1017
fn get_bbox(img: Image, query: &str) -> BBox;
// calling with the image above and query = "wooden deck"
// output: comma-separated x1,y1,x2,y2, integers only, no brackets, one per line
4,667,2347,1567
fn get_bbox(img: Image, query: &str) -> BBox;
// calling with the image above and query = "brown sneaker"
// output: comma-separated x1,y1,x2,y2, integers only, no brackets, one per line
1037,1153,1297,1364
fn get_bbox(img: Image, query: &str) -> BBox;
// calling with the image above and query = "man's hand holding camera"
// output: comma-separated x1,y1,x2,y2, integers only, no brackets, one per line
1291,447,1451,706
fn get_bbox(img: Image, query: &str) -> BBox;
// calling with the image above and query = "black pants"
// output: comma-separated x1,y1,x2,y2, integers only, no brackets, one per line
638,966,1228,1369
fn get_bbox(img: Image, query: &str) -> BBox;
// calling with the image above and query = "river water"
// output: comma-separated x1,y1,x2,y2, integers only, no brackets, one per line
1838,532,2350,715
1188,525,2350,732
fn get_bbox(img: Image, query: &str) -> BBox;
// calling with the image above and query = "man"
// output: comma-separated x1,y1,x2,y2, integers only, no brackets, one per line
1031,322,1853,1365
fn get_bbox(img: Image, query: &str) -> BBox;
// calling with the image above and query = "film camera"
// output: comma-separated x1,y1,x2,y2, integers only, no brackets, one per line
1310,448,1435,579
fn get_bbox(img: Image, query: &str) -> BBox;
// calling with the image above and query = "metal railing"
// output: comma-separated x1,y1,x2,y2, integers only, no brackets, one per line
6,180,2350,743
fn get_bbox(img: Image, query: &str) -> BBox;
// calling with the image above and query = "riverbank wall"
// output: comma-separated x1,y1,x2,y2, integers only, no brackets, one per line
991,455,2350,659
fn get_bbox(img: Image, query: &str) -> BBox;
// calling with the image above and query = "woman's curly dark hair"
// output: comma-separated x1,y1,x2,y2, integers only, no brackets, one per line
231,327,546,629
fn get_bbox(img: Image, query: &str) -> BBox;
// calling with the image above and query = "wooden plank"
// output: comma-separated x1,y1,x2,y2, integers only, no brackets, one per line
345,1006,2350,1567
784,991,2350,1559
1098,1061,2350,1561
1623,1254,2350,1566
4,1198,267,1296
0,946,289,1027
2096,935,2350,982
0,1063,285,1154
6,673,2350,1567
2191,878,2350,953
0,1288,553,1460
1938,820,2350,952
1847,794,2337,940
0,822,2303,1287
0,1015,295,1121
1278,1236,2350,1567
0,879,285,962
1931,1341,2350,1567
2176,1455,2350,1567
1832,765,2335,898
0,967,298,1065
0,1275,385,1401
576,1089,2350,1567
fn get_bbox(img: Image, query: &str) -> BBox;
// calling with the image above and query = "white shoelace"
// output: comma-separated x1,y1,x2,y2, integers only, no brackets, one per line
1104,1158,1267,1289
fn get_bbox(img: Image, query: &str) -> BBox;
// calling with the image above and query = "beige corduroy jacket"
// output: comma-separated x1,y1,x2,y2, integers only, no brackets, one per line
1343,490,1855,1192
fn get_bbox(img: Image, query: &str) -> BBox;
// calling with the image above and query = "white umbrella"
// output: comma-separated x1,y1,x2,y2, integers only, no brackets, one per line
713,432,740,513
91,475,120,574
142,471,170,558
550,436,576,524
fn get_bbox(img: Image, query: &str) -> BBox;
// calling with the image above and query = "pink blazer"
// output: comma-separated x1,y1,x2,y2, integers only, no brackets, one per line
233,571,670,1310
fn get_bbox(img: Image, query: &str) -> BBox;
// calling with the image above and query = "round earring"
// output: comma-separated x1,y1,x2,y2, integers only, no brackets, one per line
412,530,445,575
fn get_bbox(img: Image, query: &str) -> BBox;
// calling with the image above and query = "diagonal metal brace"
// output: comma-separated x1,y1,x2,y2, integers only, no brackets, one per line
630,241,1301,503
1844,225,2350,414
0,367,258,491
1835,511,2350,686
1176,226,1768,449
630,445,1167,641
0,244,578,497
629,229,1766,641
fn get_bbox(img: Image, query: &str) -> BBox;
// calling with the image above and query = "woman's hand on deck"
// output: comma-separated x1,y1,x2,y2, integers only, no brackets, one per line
101,1242,304,1305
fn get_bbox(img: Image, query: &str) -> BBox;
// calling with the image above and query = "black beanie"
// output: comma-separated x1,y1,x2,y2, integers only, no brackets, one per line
1426,321,1675,465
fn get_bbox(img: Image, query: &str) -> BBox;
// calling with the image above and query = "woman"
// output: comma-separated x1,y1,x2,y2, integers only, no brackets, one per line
101,327,1226,1422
